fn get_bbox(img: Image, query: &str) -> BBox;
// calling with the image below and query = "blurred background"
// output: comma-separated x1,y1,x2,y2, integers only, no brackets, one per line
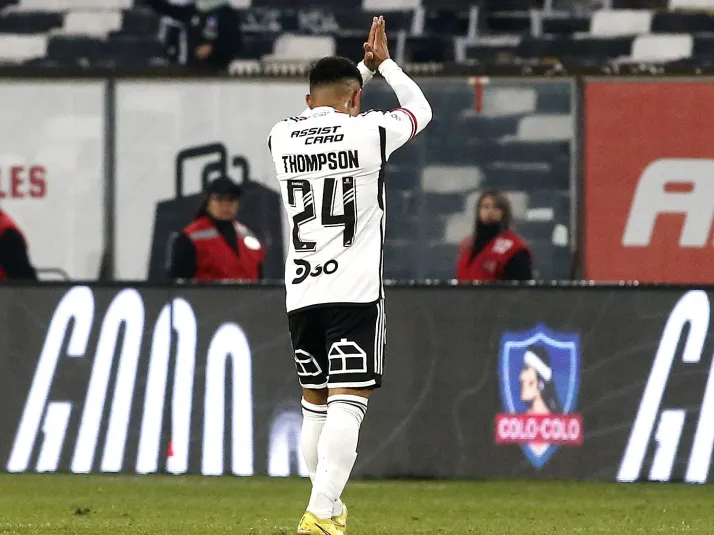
0,0,711,287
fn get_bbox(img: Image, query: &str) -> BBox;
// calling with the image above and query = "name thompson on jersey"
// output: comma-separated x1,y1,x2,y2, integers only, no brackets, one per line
268,57,432,313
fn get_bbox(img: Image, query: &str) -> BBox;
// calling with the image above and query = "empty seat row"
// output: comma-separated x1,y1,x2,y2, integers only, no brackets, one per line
481,9,714,37
13,0,132,10
467,33,714,64
269,33,454,62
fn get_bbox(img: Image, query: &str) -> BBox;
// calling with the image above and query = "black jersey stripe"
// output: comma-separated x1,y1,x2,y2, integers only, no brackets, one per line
378,125,387,299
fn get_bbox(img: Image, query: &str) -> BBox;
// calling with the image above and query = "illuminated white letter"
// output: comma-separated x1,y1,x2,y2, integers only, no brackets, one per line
7,286,94,473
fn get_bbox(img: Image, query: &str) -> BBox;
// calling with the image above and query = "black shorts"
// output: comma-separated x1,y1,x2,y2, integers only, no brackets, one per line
288,300,386,389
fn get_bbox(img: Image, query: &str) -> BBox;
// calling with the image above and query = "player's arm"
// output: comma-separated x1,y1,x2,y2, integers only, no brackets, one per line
368,17,432,156
378,60,432,154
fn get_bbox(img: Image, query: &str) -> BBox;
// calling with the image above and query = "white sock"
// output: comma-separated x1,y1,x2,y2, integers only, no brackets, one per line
307,394,368,519
300,399,345,518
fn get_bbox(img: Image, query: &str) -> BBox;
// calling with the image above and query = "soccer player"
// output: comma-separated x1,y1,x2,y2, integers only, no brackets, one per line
268,16,432,535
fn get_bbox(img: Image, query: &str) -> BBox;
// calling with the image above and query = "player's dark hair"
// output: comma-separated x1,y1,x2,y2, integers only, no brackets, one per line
309,56,363,90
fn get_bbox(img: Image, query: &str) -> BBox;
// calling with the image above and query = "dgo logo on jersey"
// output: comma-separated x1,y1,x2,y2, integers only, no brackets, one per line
495,324,583,468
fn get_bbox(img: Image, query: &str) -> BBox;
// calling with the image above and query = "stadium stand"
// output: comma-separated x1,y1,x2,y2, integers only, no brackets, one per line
361,79,573,281
1,0,714,68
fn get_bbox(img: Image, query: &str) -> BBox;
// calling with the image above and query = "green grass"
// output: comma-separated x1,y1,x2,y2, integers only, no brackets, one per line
0,475,710,534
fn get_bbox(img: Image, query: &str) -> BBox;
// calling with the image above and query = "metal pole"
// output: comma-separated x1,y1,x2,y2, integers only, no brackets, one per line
103,78,116,280
570,76,584,281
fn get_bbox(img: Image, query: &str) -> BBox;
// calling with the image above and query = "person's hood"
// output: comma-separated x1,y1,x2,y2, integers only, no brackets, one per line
195,0,229,12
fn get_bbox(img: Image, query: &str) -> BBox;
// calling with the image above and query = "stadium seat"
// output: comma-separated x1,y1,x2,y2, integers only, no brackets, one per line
652,11,714,32
420,243,459,280
506,191,529,220
386,167,422,190
0,11,62,33
480,87,537,117
103,34,165,59
383,240,419,280
335,35,368,60
669,0,714,9
420,193,466,216
458,114,522,137
629,33,693,61
536,89,572,114
542,14,590,35
590,10,653,36
385,212,420,241
252,0,360,8
466,36,521,62
405,36,455,62
693,33,714,54
515,36,635,61
120,9,160,35
46,34,105,61
480,0,537,9
271,33,335,60
0,33,47,62
238,33,277,59
444,211,473,245
421,166,484,194
514,114,573,142
424,9,469,37
332,8,413,34
363,0,420,9
485,11,531,34
61,10,122,37
15,0,132,11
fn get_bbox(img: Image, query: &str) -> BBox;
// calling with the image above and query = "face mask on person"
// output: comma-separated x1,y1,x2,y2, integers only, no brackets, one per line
195,0,228,12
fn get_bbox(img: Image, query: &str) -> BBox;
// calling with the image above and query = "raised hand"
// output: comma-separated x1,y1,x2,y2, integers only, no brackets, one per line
363,17,379,71
363,16,390,70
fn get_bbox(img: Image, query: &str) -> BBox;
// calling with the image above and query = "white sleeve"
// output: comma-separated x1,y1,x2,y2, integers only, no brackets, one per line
375,59,433,158
298,61,376,118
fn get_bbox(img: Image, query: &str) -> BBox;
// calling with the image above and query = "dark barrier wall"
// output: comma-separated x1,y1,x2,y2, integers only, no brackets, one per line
0,285,712,483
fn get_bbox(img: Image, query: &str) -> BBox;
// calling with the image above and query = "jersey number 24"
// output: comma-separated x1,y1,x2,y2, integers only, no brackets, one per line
287,177,356,252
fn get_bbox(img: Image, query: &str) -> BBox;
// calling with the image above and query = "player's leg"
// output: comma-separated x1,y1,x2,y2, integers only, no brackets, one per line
301,388,327,484
287,311,330,484
306,300,385,522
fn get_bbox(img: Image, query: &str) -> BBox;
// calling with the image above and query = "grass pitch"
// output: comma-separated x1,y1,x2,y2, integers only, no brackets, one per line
0,474,710,534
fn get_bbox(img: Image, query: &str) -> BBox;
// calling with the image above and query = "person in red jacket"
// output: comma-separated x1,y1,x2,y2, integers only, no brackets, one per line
0,208,37,281
169,177,265,281
456,190,533,282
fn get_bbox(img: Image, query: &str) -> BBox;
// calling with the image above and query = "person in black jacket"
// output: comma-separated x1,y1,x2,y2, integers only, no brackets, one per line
146,0,242,72
0,209,38,281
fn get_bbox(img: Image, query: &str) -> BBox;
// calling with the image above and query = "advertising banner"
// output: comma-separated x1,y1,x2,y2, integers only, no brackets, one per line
584,80,714,283
0,81,105,280
1,284,713,482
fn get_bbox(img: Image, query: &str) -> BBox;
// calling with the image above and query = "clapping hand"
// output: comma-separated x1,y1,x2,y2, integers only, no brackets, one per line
363,16,390,71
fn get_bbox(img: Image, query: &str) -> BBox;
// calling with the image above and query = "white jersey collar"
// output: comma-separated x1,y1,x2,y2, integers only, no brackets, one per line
304,106,347,117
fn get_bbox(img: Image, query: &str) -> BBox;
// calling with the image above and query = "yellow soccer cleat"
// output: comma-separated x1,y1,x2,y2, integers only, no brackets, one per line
332,502,348,532
297,511,345,535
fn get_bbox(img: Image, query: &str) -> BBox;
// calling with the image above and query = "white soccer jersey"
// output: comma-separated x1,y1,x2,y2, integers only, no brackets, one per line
269,59,432,312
